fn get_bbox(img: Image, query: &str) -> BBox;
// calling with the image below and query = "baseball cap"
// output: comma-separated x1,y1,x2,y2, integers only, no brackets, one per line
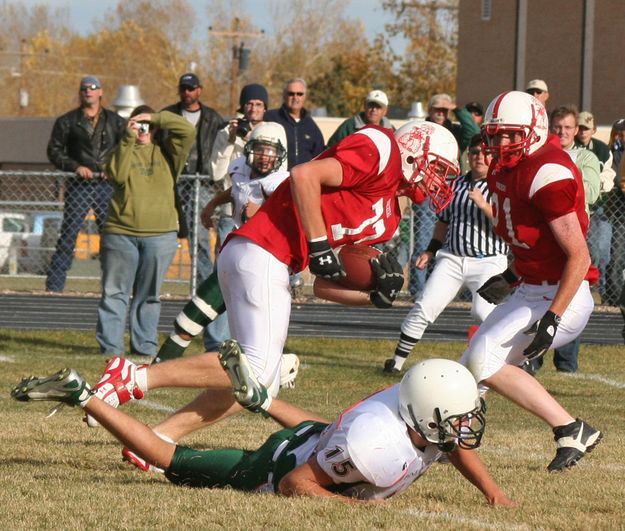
178,73,201,88
465,101,484,116
80,76,101,89
239,83,269,110
578,111,595,130
366,90,389,107
613,119,625,132
526,79,549,93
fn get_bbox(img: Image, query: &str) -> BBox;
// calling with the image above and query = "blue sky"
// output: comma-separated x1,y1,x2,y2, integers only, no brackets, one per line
19,0,405,51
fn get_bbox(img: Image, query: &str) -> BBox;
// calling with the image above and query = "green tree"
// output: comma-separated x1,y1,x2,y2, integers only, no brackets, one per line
382,0,459,109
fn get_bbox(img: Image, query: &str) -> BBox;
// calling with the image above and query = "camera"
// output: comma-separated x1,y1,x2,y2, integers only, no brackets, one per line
138,122,150,134
235,118,251,138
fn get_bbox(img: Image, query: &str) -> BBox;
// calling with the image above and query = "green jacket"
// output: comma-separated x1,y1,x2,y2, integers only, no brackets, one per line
326,112,394,148
105,111,195,236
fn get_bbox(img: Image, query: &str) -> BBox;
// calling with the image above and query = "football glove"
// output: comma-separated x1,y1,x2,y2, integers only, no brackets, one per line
308,238,345,280
523,311,561,360
370,253,404,308
477,268,518,305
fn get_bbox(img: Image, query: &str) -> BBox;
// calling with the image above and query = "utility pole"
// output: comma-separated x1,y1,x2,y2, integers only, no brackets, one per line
208,17,264,115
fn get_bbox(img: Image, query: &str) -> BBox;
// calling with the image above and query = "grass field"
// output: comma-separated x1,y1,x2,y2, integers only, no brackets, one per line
1,328,624,530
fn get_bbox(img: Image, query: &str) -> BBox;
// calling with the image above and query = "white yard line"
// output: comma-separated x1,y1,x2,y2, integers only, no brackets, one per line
0,355,15,362
563,372,625,389
402,509,531,530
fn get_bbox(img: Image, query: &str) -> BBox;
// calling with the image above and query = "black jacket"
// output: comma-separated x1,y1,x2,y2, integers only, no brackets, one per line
160,101,225,176
47,107,126,172
264,105,325,169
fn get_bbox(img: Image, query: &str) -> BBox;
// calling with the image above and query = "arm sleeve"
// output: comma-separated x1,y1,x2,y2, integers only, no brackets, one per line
46,117,79,172
154,111,196,176
210,127,243,182
577,150,601,207
105,131,136,185
453,107,480,152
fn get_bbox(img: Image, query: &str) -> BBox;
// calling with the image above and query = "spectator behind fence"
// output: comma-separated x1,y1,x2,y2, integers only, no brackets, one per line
95,106,194,358
525,79,550,108
264,78,324,170
604,119,625,306
326,89,394,147
45,75,126,292
575,111,615,304
160,73,224,283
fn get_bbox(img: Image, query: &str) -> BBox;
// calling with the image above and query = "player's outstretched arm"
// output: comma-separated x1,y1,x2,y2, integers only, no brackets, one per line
447,447,517,507
278,457,374,504
312,277,371,305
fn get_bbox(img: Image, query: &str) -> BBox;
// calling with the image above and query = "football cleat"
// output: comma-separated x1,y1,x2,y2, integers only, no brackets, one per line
280,353,300,389
548,418,602,472
382,359,401,374
218,339,272,414
85,357,146,427
122,447,164,474
11,368,91,407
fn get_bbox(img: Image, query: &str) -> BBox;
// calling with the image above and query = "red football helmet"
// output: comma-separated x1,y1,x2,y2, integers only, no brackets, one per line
481,91,549,169
394,121,460,213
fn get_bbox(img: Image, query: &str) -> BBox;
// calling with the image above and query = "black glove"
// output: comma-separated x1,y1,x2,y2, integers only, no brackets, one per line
370,253,404,308
307,238,345,280
523,311,561,360
477,268,518,305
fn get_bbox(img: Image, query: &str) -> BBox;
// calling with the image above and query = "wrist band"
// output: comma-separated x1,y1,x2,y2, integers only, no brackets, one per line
426,239,443,254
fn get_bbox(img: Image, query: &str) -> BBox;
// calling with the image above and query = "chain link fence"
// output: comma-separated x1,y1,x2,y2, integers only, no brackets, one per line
0,170,620,306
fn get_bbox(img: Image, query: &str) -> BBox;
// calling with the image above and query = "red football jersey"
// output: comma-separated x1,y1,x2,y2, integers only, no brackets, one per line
230,126,403,273
488,135,598,284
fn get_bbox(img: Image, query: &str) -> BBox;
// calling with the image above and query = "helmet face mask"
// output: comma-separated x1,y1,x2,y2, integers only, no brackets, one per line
398,358,486,452
481,91,548,169
244,122,288,175
394,121,460,213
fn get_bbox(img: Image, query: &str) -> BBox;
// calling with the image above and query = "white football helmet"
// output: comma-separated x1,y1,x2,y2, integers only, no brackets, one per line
481,90,549,169
394,120,460,213
244,122,288,175
398,358,486,451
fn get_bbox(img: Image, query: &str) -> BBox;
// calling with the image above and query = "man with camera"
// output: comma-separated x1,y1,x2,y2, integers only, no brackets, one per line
160,73,224,288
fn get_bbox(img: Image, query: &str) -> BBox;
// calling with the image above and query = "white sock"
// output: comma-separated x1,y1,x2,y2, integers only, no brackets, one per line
135,366,149,393
393,355,407,370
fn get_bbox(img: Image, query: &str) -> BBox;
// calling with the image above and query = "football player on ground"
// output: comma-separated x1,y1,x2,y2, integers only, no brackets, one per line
12,351,514,506
84,121,461,470
460,91,602,472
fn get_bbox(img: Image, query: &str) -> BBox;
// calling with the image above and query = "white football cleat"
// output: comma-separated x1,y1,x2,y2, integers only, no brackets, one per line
280,353,300,389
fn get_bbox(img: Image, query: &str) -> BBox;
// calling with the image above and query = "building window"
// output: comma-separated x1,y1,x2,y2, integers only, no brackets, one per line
481,0,492,21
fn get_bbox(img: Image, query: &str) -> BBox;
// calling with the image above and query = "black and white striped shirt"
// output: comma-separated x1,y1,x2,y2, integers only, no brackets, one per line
437,173,508,258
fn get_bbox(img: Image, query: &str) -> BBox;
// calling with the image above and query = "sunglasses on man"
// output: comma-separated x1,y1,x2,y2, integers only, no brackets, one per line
527,89,544,95
286,91,304,97
80,84,100,91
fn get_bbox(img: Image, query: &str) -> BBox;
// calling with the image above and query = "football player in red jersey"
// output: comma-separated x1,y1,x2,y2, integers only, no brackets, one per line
460,91,602,472
81,121,461,468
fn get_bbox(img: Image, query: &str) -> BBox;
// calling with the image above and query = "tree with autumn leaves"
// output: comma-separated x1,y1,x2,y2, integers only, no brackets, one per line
0,0,458,119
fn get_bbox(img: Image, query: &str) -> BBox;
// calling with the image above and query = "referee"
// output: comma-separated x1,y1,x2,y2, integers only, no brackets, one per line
384,135,509,373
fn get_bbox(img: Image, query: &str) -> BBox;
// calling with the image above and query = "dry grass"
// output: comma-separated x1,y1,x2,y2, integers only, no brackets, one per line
1,329,624,530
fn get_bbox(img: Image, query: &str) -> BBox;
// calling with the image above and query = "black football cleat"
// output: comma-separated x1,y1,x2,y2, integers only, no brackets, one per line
548,418,602,472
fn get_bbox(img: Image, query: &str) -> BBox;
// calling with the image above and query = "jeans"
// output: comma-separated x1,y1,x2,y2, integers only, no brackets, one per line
96,232,177,356
587,206,612,301
46,179,112,291
409,200,436,298
203,215,235,351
